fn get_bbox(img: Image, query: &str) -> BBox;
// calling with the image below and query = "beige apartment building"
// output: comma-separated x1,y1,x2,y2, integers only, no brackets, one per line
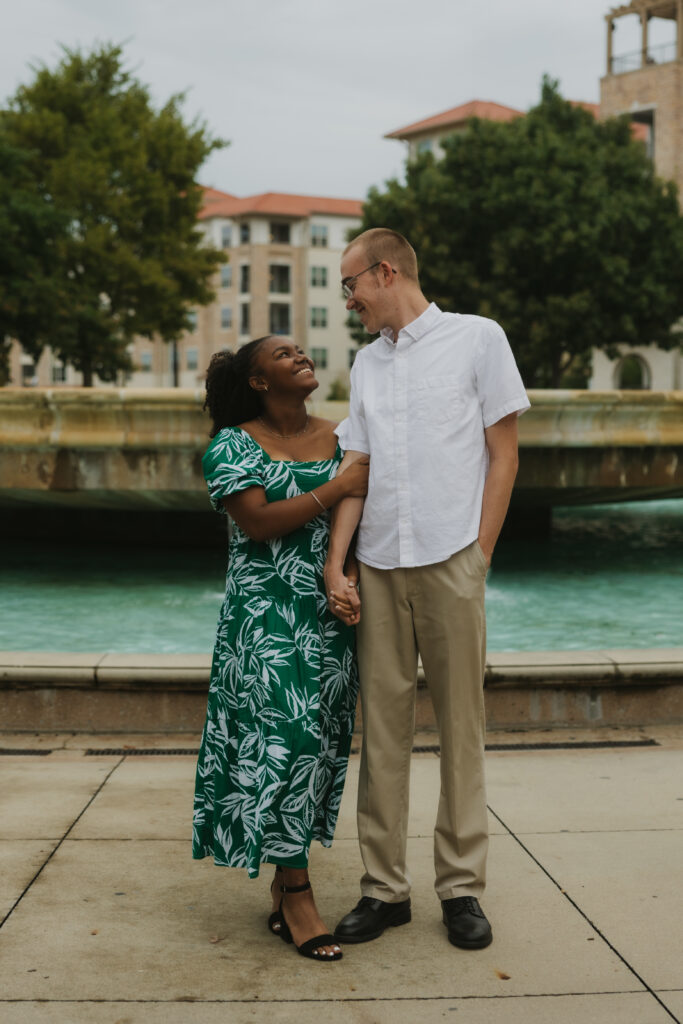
131,189,362,394
385,1,683,390
7,188,362,394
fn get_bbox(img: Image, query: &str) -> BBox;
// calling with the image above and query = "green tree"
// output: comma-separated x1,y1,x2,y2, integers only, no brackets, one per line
0,138,68,384
0,44,225,385
354,78,683,387
326,376,349,401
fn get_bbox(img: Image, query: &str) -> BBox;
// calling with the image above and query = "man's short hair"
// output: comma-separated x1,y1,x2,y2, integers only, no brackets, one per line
344,228,419,284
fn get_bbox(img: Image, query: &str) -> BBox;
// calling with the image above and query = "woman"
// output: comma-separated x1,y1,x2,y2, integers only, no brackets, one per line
192,336,369,963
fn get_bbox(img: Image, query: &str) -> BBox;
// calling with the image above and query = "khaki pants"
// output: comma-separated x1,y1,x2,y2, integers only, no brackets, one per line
356,540,489,902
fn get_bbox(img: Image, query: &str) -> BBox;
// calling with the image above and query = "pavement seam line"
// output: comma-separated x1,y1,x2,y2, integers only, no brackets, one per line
0,755,126,932
0,991,651,1004
486,804,682,1024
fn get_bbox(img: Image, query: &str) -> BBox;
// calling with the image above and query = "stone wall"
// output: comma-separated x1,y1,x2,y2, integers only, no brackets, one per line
1,388,682,510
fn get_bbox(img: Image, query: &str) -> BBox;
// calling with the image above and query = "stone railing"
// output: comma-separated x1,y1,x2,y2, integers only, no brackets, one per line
1,388,682,509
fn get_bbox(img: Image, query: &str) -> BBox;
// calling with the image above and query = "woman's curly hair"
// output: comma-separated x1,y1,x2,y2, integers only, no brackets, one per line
203,337,271,437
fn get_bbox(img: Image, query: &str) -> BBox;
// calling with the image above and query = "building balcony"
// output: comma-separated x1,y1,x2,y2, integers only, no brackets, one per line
610,39,679,73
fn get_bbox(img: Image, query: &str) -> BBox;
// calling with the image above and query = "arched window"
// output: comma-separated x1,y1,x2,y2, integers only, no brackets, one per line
615,354,651,390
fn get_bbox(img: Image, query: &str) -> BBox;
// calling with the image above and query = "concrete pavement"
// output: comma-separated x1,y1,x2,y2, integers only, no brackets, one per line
1,725,682,1023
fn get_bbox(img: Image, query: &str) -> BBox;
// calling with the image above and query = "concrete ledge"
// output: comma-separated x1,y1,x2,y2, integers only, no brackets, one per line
96,653,211,688
0,652,212,689
2,390,683,511
485,649,683,686
0,651,105,687
2,649,683,689
1,648,683,733
2,388,683,448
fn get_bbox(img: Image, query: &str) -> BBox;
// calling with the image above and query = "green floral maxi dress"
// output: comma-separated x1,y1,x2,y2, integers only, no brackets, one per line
192,427,359,878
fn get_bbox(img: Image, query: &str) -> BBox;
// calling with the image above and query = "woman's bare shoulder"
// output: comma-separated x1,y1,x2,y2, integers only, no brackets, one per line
309,416,341,435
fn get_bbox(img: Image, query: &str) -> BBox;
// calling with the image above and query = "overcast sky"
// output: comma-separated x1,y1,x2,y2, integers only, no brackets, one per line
1,1,676,201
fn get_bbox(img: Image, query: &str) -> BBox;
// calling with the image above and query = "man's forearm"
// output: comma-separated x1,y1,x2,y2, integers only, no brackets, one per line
477,457,518,561
478,412,520,563
326,496,364,570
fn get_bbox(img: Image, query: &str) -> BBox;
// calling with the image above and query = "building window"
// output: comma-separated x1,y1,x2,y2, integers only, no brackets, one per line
221,225,232,248
416,139,433,155
186,347,198,371
311,224,328,247
630,108,655,161
240,303,250,335
220,264,232,288
310,266,327,287
269,264,291,294
269,303,291,336
310,347,328,369
240,264,250,293
240,222,250,244
221,306,233,329
186,310,198,332
348,348,357,369
21,361,36,385
615,354,651,390
52,362,66,383
270,222,290,244
310,306,328,328
140,351,153,372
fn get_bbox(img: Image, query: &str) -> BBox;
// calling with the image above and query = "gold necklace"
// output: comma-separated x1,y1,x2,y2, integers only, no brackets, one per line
257,414,310,439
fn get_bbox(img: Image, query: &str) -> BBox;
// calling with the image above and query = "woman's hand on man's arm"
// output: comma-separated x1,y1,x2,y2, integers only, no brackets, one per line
221,456,368,544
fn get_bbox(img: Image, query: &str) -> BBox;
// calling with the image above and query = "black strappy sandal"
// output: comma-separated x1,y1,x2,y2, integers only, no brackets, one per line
278,880,343,961
267,866,284,935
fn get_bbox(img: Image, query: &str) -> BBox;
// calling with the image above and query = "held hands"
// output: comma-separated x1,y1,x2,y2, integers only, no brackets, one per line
339,457,369,498
324,453,367,624
324,561,361,626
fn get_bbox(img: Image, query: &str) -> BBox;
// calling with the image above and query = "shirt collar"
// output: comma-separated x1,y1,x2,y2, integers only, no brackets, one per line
380,302,442,347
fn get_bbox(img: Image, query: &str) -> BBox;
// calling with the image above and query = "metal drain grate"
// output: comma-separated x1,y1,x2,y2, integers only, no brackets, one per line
350,744,441,755
486,739,659,751
85,748,201,756
75,738,660,757
0,748,52,756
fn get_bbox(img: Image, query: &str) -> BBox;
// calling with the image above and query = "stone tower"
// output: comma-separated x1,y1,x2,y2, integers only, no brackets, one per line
601,1,683,197
592,2,683,388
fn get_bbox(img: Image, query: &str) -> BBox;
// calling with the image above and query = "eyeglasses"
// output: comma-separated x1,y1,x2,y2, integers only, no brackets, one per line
341,261,383,300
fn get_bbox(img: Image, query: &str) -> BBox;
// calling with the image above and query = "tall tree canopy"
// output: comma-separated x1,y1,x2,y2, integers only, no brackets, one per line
0,138,68,384
353,79,683,387
0,44,225,385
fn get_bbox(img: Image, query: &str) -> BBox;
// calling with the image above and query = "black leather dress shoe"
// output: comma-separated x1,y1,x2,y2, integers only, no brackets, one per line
334,896,411,943
441,896,492,949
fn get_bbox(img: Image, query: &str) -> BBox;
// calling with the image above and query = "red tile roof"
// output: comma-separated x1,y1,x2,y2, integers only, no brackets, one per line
385,100,524,139
385,97,649,145
630,121,650,142
199,188,362,220
571,99,649,141
571,100,601,117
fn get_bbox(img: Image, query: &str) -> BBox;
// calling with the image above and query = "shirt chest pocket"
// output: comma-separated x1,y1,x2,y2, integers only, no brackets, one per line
415,376,462,426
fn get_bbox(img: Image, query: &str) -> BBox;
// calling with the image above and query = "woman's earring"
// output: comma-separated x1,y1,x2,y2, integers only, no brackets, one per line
263,385,269,392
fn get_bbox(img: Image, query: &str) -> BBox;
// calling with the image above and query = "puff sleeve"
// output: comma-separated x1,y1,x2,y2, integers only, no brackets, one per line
201,428,264,514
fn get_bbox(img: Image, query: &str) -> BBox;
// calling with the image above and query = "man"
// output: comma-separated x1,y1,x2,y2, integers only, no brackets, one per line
324,228,529,950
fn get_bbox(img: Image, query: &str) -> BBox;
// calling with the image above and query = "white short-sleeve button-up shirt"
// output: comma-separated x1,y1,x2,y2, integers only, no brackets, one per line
335,303,530,569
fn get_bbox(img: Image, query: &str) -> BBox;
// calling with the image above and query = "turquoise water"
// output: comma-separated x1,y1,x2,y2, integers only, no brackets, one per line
1,500,681,654
486,501,682,651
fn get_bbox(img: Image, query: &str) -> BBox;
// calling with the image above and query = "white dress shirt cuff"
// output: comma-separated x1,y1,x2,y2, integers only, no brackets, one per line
482,394,531,429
